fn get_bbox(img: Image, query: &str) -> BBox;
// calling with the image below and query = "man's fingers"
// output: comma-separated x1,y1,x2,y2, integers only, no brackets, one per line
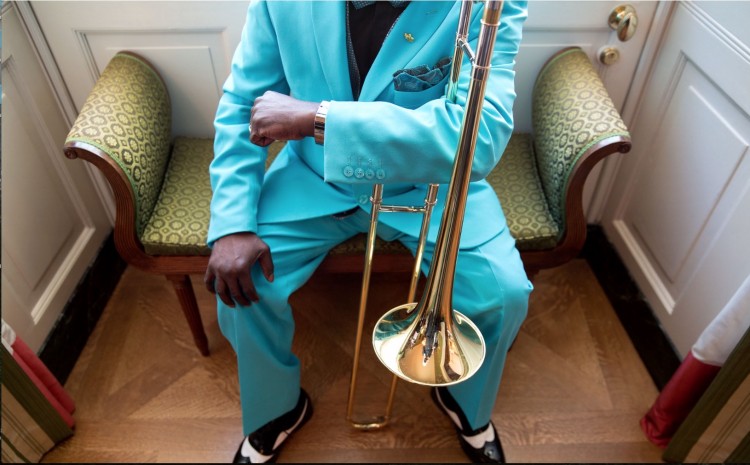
204,270,217,294
238,272,259,303
214,279,236,308
258,250,275,283
206,232,273,308
212,270,257,307
250,133,274,147
227,280,252,307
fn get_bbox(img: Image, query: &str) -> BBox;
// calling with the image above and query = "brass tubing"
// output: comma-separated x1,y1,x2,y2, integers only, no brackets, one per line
408,184,439,303
447,1,473,102
346,184,386,429
346,183,440,429
372,1,504,386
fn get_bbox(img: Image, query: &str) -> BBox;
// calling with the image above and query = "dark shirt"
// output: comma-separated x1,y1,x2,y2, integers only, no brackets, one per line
348,1,407,99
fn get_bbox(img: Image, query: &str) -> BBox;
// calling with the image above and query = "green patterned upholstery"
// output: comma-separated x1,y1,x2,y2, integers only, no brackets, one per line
141,138,213,256
65,53,172,237
532,48,629,228
489,133,559,251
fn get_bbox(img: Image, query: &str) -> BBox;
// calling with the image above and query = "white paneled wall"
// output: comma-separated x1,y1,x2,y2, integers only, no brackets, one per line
2,3,111,350
31,1,249,139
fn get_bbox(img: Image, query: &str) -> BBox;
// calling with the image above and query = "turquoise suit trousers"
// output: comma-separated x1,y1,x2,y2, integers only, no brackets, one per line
216,207,532,435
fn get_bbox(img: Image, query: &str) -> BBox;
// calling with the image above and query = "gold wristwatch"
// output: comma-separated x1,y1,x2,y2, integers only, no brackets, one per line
314,101,330,145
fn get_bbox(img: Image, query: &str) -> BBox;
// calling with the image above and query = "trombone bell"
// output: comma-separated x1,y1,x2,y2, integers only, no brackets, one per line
372,303,485,386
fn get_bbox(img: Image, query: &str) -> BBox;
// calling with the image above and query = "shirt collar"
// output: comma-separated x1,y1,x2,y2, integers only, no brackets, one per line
351,1,409,10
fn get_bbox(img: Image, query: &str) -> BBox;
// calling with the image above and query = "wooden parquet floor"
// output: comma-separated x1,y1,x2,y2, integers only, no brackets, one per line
42,259,664,463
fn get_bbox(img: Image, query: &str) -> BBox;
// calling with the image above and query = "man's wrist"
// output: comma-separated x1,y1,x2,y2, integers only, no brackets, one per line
314,100,330,145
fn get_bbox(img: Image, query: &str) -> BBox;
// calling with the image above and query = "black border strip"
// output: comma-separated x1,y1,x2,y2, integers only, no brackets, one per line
582,225,681,390
38,233,127,385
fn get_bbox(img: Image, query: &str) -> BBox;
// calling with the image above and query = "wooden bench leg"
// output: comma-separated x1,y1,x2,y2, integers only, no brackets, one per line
166,274,210,356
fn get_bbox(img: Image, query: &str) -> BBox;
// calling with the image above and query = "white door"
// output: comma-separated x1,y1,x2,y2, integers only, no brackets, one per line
602,1,750,357
1,2,111,350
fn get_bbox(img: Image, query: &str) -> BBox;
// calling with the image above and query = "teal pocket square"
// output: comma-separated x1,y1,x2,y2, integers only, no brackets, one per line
393,57,452,92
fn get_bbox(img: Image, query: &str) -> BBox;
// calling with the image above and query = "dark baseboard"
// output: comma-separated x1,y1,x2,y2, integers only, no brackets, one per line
38,232,127,385
582,225,681,391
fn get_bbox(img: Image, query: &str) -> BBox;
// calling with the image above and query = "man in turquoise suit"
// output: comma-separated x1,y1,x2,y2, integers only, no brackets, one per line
205,1,531,462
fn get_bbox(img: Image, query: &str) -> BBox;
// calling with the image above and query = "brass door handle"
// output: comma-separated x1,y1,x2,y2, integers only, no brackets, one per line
608,4,638,42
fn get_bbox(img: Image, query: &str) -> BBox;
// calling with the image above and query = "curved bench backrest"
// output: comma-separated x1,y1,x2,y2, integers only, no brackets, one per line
66,52,172,236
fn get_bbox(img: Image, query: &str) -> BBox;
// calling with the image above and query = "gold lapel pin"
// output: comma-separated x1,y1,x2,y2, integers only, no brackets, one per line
404,32,415,43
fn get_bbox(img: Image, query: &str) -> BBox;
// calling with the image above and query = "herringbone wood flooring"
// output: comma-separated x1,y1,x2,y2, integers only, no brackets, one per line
42,259,664,463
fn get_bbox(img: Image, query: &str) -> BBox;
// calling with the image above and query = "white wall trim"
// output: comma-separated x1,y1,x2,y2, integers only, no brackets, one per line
14,1,116,226
611,219,676,314
3,54,99,324
30,228,96,324
73,28,102,87
683,1,750,61
4,54,95,230
14,1,78,124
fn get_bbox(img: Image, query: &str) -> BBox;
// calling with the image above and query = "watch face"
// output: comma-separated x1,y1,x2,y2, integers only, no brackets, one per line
314,102,330,144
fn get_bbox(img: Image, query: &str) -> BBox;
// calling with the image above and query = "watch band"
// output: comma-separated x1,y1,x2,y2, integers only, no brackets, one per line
314,100,330,145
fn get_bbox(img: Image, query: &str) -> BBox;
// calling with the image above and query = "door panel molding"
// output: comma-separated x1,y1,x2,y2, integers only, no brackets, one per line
602,2,750,356
16,1,117,224
74,28,229,138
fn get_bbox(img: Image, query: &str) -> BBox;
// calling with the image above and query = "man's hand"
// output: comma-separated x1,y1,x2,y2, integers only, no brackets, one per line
249,91,319,147
204,232,275,308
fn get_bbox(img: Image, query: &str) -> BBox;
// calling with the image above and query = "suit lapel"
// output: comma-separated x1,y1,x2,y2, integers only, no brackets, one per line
358,1,457,102
311,1,353,101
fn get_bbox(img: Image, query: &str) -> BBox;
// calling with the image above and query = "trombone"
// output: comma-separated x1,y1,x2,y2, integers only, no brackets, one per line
347,0,505,429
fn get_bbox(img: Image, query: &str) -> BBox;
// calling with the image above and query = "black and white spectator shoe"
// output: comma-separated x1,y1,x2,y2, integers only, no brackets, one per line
431,387,506,463
233,389,312,463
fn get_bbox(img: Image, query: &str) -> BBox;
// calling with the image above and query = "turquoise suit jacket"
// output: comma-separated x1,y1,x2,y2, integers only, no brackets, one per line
208,0,528,249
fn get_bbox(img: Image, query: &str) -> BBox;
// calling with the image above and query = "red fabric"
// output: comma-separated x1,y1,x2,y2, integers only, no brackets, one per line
12,352,76,428
640,352,721,447
12,336,76,415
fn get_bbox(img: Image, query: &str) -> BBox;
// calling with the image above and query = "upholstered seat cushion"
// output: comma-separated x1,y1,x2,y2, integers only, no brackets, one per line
141,137,213,256
139,133,558,256
488,133,560,251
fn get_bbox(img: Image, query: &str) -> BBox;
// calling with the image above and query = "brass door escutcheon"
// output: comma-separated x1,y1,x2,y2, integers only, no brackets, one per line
599,46,620,65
